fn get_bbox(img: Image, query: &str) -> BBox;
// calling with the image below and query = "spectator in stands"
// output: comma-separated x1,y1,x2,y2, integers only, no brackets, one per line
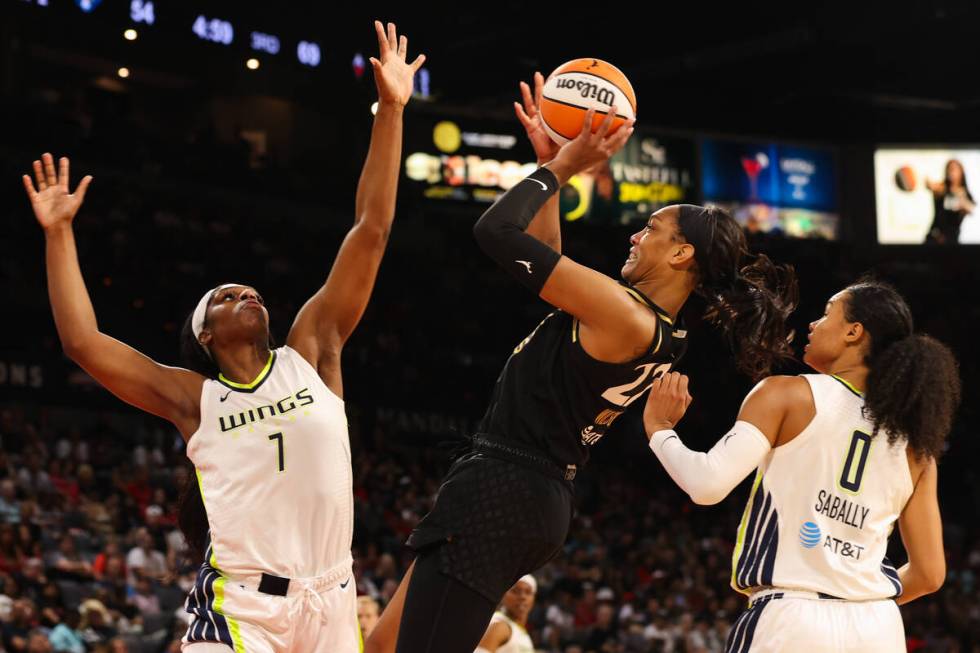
3,598,37,652
357,595,381,640
48,536,93,581
47,608,85,653
26,628,53,653
0,524,24,574
77,598,116,648
129,577,160,616
125,528,165,585
0,480,20,524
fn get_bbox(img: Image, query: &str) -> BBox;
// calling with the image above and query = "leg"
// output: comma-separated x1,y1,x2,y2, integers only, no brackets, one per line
364,559,415,653
394,548,498,653
305,573,362,653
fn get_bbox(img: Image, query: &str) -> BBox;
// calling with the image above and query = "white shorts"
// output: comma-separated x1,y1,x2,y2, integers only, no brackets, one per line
181,556,361,653
726,590,905,653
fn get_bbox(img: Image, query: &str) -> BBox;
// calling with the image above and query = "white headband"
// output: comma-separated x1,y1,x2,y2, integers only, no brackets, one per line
192,284,245,356
517,574,537,594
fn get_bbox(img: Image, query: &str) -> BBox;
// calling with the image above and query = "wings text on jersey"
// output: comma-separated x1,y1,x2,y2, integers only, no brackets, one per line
218,388,315,432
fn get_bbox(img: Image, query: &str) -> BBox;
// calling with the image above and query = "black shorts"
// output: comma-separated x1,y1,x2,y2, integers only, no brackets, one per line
406,446,574,602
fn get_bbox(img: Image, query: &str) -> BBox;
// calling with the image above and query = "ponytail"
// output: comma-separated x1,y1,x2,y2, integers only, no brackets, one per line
844,281,961,459
678,205,798,381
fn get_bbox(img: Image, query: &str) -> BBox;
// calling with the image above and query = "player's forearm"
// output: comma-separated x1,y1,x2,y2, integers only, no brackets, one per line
524,193,561,253
647,421,771,505
44,223,101,356
353,101,404,234
473,167,562,293
896,562,945,605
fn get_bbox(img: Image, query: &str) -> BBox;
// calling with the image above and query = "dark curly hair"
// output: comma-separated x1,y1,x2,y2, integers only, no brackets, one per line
176,310,216,562
681,205,799,381
843,279,961,459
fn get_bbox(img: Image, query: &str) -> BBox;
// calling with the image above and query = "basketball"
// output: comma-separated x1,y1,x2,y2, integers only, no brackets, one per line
894,165,916,191
539,58,637,145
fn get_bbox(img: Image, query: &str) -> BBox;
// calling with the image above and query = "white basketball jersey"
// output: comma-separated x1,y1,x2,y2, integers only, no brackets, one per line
487,611,534,653
187,346,352,579
731,374,913,601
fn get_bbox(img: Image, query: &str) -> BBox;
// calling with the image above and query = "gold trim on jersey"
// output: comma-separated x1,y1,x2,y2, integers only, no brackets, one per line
196,469,221,570
218,352,276,392
623,286,673,325
212,577,247,653
571,299,664,355
831,374,864,398
651,322,663,355
731,470,764,596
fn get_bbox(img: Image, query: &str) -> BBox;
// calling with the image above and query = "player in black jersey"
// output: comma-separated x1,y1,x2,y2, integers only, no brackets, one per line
366,77,798,653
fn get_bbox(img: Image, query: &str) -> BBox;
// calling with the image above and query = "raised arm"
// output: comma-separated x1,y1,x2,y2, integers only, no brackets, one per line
473,109,651,361
287,21,424,395
24,154,202,438
515,72,561,253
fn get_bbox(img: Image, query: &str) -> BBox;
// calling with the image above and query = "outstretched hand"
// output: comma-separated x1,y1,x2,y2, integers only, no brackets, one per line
514,72,560,164
22,153,92,231
370,20,426,107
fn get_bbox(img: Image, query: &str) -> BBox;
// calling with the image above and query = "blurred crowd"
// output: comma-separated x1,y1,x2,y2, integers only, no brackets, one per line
0,396,977,652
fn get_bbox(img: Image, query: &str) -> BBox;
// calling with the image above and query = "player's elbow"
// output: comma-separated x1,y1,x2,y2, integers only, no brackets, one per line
687,486,727,506
60,332,97,364
472,206,512,249
354,220,391,247
472,214,494,246
923,563,946,594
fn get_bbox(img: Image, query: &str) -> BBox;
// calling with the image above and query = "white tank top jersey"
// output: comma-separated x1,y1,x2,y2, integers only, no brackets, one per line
731,374,914,601
187,346,353,579
488,611,534,653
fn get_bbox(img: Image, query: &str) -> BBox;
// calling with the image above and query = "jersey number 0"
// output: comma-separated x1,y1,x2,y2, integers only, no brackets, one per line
839,430,872,493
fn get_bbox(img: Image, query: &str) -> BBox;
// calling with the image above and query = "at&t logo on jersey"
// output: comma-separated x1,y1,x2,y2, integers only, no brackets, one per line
799,521,821,549
799,520,866,560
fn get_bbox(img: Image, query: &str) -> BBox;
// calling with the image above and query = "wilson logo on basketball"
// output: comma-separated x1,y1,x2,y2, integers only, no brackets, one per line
554,78,616,106
539,58,636,145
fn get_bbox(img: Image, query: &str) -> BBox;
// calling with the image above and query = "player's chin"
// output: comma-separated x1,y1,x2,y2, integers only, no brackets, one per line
620,260,636,282
802,347,824,372
240,310,270,331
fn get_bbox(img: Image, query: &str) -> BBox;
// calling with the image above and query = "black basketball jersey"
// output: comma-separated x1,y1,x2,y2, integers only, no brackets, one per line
477,283,687,467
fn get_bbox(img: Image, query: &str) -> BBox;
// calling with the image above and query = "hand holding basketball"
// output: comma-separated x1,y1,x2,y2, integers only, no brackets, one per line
643,372,693,438
539,58,637,144
514,72,561,165
22,153,92,232
370,21,426,108
546,108,634,183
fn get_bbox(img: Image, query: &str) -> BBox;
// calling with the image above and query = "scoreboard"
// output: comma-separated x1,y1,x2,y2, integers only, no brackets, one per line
13,1,325,68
